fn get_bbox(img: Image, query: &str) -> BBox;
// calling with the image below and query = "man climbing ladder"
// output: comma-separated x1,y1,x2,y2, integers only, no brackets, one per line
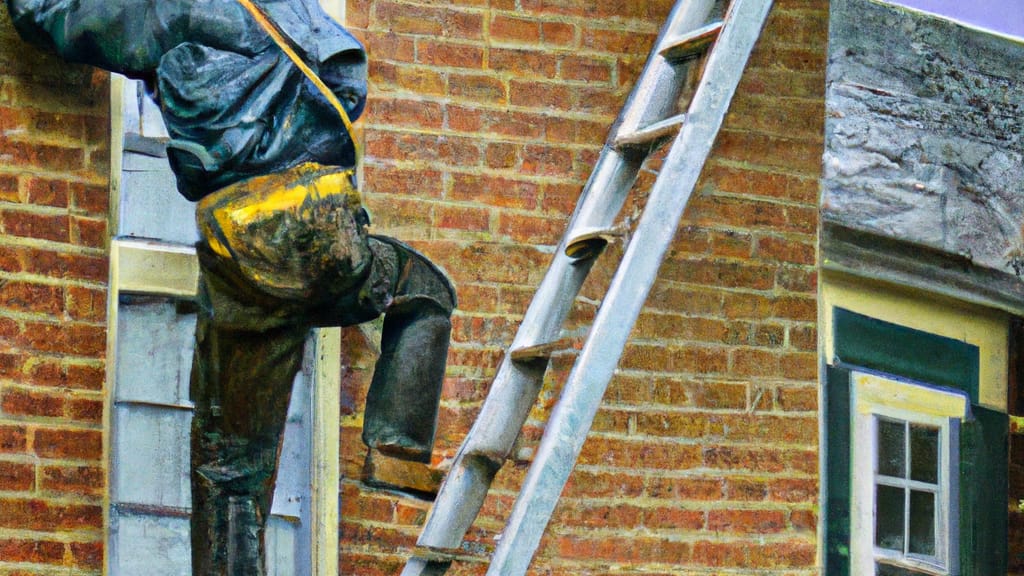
6,0,456,574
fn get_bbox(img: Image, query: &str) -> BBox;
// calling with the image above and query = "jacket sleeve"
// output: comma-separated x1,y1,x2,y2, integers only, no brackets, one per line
5,0,266,78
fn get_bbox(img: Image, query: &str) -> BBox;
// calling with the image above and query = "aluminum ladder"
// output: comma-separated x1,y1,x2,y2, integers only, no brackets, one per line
401,0,774,573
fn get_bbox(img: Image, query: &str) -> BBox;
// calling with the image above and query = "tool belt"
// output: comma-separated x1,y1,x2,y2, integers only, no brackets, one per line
196,162,371,300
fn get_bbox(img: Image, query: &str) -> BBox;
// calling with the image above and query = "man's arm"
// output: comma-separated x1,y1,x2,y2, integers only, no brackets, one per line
5,0,265,78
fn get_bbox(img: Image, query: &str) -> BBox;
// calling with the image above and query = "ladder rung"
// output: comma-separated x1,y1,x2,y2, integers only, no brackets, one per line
613,114,686,150
660,20,723,61
509,338,576,362
564,225,625,259
402,554,455,576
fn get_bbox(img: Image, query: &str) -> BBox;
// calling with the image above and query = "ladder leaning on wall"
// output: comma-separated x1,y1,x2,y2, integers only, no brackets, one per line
401,0,774,574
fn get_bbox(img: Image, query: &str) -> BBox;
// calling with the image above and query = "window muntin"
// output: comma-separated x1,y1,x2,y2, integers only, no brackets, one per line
874,418,943,568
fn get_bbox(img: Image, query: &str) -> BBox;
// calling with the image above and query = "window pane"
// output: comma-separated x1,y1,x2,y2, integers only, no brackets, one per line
878,419,906,477
910,425,939,484
876,484,906,551
909,490,936,556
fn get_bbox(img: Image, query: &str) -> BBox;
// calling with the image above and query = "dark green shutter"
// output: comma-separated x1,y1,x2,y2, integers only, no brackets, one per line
959,406,1009,575
825,365,852,575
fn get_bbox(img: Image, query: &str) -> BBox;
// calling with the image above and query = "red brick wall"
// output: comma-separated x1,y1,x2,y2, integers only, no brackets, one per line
0,9,110,575
341,0,826,573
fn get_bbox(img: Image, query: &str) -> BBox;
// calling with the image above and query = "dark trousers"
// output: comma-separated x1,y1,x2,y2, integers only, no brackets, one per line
188,164,455,575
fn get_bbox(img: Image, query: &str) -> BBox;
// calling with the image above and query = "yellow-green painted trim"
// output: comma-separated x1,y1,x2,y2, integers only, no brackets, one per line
821,270,1009,411
312,328,341,576
112,239,200,297
853,371,970,419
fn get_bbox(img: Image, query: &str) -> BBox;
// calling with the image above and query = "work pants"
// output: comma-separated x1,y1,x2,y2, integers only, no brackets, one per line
188,164,455,575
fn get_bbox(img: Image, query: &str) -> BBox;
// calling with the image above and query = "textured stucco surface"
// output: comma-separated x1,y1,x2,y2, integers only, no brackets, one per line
824,0,1024,277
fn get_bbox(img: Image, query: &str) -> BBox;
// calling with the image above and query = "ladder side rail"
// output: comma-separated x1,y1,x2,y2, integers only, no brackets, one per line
483,1,775,573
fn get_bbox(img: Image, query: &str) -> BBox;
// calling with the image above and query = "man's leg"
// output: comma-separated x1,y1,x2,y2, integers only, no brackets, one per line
189,255,308,576
360,236,456,468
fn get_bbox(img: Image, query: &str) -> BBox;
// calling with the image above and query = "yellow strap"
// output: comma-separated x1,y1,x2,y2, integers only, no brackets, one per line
235,0,362,159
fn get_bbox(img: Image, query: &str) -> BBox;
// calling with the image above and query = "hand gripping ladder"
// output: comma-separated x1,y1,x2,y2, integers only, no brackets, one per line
402,0,773,573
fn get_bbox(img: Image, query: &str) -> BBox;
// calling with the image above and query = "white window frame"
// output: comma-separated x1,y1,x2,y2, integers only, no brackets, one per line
850,371,969,576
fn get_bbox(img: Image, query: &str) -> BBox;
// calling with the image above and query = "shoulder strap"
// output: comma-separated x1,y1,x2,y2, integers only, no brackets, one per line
235,0,362,159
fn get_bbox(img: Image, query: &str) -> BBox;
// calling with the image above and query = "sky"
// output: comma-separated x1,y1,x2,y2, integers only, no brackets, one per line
885,0,1024,39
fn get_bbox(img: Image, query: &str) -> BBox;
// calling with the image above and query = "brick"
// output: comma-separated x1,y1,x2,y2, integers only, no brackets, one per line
565,470,645,499
491,15,541,44
731,348,780,378
692,540,747,567
777,386,818,411
370,61,445,96
791,509,817,532
772,295,816,322
580,28,656,55
539,181,582,215
374,3,485,39
0,538,64,565
713,129,825,175
69,397,102,424
777,265,818,293
65,285,106,322
726,94,825,141
483,141,518,169
647,506,704,528
0,460,34,491
788,324,817,351
559,55,614,83
545,115,606,145
554,501,643,528
1,387,65,418
579,436,702,470
662,257,776,291
489,47,558,79
521,144,574,176
1,210,70,243
19,321,106,357
541,21,576,46
23,177,70,208
0,425,28,454
0,498,101,531
363,31,415,61
40,464,103,496
756,235,816,264
708,509,787,534
416,39,484,68
366,131,481,166
496,213,563,245
509,79,572,110
448,72,506,104
0,280,63,316
704,446,787,473
0,173,18,202
0,138,85,172
69,541,102,569
554,533,690,564
434,203,489,232
365,96,444,129
33,428,102,461
769,478,819,503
